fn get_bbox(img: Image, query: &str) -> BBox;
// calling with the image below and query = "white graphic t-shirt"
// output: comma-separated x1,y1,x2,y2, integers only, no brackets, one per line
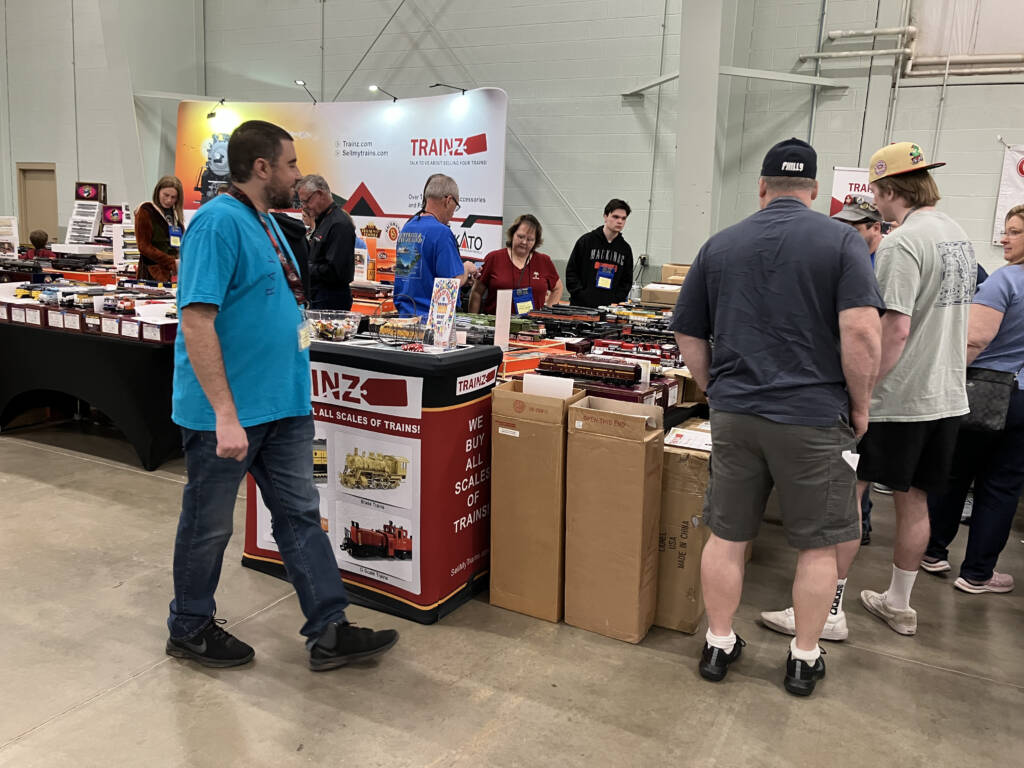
871,209,976,421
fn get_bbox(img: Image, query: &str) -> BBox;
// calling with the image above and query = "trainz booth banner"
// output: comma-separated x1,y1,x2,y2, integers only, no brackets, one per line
174,88,509,260
243,345,502,623
830,166,870,215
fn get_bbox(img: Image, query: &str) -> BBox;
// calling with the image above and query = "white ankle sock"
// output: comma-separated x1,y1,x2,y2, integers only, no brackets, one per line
706,628,736,653
886,565,918,610
831,578,847,615
790,638,821,663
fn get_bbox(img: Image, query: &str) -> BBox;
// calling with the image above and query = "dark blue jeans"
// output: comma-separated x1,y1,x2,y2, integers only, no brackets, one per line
926,386,1024,582
168,415,348,643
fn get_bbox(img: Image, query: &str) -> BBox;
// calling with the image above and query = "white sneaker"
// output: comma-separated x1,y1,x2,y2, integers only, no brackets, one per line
872,483,894,495
759,607,849,642
860,590,917,635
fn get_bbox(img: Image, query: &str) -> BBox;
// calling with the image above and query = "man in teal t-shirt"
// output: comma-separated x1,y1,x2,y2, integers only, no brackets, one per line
394,173,474,316
167,120,397,672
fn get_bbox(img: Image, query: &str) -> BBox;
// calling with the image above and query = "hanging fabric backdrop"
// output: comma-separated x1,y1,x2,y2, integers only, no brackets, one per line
174,88,508,261
994,144,1024,244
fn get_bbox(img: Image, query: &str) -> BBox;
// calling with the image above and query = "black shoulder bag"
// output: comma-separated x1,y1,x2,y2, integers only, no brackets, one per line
962,367,1018,432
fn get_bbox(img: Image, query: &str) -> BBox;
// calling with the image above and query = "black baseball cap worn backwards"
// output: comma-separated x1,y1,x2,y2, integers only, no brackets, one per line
761,138,817,179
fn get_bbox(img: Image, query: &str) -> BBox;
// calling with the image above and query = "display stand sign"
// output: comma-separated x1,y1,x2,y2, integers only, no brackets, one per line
175,89,508,262
425,277,460,349
0,216,18,255
830,166,870,216
994,144,1024,244
242,345,503,623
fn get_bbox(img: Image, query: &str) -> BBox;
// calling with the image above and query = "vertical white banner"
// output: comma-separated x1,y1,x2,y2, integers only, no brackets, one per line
830,166,870,216
994,145,1024,244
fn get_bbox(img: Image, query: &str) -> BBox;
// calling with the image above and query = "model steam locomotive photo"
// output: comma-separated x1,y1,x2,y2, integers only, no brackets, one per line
338,448,409,490
341,520,413,560
312,439,328,483
194,132,231,203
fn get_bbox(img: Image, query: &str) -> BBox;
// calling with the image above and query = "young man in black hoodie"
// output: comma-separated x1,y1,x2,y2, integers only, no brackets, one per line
565,199,633,307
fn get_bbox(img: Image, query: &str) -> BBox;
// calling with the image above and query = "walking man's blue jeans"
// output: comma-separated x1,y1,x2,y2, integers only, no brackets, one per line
168,415,349,643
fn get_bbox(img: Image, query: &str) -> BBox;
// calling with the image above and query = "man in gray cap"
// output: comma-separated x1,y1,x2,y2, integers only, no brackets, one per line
831,194,884,267
671,138,884,696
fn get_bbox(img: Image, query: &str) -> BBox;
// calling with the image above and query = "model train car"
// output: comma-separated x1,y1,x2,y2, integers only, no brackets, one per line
537,354,642,386
342,520,413,560
338,448,409,490
312,439,328,483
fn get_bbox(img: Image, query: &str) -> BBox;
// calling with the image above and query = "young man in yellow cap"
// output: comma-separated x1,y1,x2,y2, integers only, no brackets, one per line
850,142,976,635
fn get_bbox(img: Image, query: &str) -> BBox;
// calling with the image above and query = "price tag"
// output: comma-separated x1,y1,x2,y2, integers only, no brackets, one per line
64,313,81,331
101,317,119,334
0,304,8,322
142,324,162,342
48,310,64,328
512,287,534,316
121,320,140,338
25,307,42,325
11,306,26,323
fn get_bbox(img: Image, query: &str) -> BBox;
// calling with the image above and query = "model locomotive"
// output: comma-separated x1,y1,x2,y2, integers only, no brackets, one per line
537,354,642,385
338,448,409,490
312,439,328,483
342,520,413,560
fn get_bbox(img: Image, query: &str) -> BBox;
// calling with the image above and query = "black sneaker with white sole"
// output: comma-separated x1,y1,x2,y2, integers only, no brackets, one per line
166,618,254,668
309,621,399,672
784,650,826,696
698,635,746,682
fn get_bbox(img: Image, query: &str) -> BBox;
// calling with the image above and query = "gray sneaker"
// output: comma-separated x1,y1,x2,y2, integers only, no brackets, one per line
860,590,917,635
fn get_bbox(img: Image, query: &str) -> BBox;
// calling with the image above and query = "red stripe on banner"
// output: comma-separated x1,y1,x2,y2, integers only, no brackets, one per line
312,402,422,437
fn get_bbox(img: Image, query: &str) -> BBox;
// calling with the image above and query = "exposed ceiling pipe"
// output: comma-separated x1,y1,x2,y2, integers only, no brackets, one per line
827,25,916,41
799,48,910,61
913,53,1024,65
908,65,1024,76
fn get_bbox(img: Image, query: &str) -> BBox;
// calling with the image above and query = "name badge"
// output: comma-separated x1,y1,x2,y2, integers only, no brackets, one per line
298,319,312,350
596,265,615,290
512,286,534,316
169,225,183,248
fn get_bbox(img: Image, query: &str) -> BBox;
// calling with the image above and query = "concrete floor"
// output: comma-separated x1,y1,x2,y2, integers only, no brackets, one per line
1,422,1023,768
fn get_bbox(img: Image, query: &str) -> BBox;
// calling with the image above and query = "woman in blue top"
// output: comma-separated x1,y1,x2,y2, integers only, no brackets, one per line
922,204,1024,594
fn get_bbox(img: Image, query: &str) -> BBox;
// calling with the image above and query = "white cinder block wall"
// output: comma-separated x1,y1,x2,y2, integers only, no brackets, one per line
0,0,1019,274
0,0,203,239
203,0,683,277
716,0,1018,272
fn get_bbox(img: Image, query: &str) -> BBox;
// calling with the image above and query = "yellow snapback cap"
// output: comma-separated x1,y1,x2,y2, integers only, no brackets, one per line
868,141,945,183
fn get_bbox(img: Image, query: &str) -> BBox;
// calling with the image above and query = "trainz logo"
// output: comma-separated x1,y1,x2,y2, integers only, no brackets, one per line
312,369,408,408
456,366,498,396
410,133,487,157
458,233,483,252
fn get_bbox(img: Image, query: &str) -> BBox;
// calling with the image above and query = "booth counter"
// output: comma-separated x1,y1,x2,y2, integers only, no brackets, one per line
242,340,503,624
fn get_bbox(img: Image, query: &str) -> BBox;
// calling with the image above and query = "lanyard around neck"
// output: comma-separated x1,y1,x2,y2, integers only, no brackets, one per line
227,185,306,306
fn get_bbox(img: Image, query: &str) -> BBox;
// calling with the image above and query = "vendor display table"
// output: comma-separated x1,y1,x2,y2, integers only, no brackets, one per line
243,341,502,624
0,322,178,470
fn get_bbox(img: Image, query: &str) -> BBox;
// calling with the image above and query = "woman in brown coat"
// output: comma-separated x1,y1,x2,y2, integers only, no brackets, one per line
135,176,184,282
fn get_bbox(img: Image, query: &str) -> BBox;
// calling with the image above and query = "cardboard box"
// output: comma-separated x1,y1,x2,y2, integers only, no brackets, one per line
641,283,681,307
656,419,712,634
581,380,661,407
661,263,691,283
490,380,587,622
662,367,708,405
564,397,663,643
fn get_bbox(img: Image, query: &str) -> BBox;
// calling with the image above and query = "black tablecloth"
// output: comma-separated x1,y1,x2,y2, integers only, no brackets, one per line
0,323,179,470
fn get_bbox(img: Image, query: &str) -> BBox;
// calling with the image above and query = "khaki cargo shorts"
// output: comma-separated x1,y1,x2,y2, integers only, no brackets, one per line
704,409,860,550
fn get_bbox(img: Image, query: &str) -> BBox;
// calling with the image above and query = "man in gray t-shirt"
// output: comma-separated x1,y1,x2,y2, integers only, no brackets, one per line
846,141,976,638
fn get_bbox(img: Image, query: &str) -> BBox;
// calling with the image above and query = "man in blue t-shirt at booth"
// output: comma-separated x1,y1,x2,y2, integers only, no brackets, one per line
167,120,397,671
394,173,476,317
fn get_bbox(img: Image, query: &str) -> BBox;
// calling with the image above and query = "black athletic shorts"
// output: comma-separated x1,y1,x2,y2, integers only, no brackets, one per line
856,416,962,494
